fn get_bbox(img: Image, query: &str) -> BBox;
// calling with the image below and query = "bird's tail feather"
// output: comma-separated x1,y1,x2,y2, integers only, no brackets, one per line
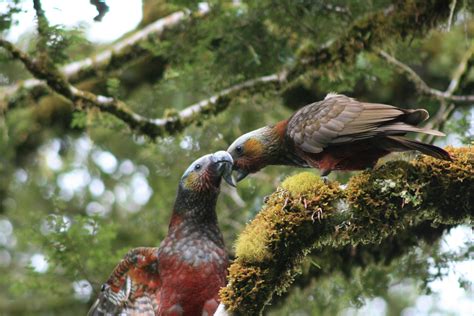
401,108,429,125
381,136,452,161
378,122,445,136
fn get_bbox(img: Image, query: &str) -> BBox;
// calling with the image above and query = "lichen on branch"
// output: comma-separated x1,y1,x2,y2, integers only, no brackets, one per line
220,147,473,315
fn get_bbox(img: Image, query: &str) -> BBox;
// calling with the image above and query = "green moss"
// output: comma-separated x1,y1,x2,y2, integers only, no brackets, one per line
281,172,323,196
222,174,343,313
234,215,272,262
221,147,473,314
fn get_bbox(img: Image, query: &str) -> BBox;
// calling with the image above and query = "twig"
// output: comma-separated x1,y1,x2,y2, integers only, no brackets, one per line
421,42,474,143
89,0,110,22
33,0,48,41
447,0,457,32
378,50,474,102
445,42,474,96
0,39,284,138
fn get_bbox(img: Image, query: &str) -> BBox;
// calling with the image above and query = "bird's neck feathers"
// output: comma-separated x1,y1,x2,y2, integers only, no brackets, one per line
257,122,287,156
265,120,305,166
170,186,219,228
168,186,224,248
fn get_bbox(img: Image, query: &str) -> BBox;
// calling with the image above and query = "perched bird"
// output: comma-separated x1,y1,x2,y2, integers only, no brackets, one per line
88,151,235,316
228,93,451,180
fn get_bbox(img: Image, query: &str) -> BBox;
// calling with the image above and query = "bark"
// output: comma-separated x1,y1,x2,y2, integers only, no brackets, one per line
219,147,473,315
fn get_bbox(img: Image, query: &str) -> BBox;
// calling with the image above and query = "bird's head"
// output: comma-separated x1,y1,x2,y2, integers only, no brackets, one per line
227,126,276,182
180,151,235,192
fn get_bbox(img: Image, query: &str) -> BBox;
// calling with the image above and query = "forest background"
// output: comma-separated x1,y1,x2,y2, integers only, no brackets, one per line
0,1,473,315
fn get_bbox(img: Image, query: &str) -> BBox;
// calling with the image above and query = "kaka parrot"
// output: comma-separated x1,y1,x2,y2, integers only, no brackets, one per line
228,93,451,180
88,151,235,316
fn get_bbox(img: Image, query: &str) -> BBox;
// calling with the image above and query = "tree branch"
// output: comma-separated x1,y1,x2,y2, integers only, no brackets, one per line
378,49,474,103
2,0,471,140
421,46,472,142
219,147,473,315
32,0,48,38
0,38,284,138
1,9,207,104
286,0,459,85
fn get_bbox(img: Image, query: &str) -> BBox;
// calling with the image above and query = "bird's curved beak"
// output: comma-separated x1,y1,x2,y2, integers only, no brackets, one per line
212,151,236,187
234,168,249,182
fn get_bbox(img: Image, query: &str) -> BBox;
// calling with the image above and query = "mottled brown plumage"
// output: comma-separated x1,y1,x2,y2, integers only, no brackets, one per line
228,93,451,180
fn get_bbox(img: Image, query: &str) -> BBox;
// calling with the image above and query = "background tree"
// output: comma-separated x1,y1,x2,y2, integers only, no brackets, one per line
0,0,473,315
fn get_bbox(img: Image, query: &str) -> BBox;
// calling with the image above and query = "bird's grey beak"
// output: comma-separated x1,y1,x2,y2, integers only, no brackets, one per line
234,168,249,182
213,151,236,187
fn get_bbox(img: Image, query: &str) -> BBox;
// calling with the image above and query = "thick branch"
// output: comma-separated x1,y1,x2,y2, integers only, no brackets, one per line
378,49,474,103
0,39,284,138
1,9,207,103
219,147,473,315
2,0,471,139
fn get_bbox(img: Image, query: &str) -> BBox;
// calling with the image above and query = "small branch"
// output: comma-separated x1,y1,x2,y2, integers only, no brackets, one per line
0,39,284,138
445,41,474,96
378,50,474,102
33,0,48,40
89,0,110,22
219,147,473,314
447,0,457,32
422,42,474,143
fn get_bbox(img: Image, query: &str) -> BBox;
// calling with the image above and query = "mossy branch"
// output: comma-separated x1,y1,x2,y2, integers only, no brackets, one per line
2,0,471,139
1,9,204,105
378,47,474,103
219,147,473,315
285,0,460,93
0,37,284,138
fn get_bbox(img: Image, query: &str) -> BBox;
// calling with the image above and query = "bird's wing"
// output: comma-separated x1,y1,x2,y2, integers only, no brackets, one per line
88,247,160,316
287,93,439,153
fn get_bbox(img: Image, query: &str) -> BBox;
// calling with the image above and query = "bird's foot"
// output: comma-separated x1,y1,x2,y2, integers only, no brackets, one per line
320,169,331,184
281,197,290,211
308,207,323,223
263,195,270,204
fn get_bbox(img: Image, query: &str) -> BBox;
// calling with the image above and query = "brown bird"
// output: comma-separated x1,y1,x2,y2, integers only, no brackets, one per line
88,151,234,316
227,93,451,181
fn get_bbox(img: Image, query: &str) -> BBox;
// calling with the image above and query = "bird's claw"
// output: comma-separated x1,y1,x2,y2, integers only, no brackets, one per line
309,207,323,223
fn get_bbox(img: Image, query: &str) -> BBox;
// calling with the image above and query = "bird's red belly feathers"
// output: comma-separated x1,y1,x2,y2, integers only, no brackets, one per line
302,141,390,171
157,253,228,316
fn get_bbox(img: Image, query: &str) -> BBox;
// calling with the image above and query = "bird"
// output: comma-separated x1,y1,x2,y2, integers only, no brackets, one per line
227,93,451,181
88,151,235,316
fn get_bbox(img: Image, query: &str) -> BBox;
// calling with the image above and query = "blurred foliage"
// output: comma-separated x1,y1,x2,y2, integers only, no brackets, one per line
0,0,473,315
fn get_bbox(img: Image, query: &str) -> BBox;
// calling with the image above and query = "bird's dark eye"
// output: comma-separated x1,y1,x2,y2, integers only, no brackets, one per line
194,163,201,170
236,145,243,154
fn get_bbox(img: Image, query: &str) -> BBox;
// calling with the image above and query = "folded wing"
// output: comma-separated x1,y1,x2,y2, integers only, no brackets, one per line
88,247,160,316
287,93,444,154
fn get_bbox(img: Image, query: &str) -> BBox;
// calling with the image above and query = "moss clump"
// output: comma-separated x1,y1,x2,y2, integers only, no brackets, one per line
222,174,343,313
219,264,267,313
281,172,323,197
415,146,474,222
344,147,473,243
235,174,342,264
234,216,272,262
